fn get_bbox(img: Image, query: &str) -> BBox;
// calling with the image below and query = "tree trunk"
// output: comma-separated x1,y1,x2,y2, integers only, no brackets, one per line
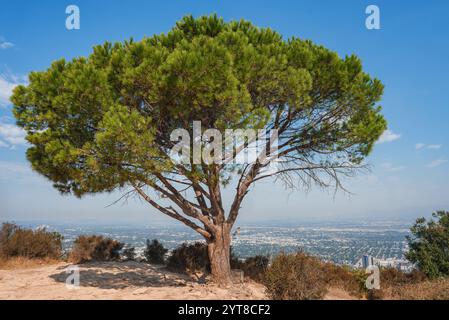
207,223,232,286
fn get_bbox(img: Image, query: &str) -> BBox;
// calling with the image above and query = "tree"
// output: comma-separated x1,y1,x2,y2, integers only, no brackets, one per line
11,15,386,284
406,211,449,278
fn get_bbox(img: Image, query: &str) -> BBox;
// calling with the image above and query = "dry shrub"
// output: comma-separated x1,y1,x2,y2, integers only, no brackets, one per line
166,242,210,273
323,266,429,300
384,277,449,300
377,267,449,300
322,262,366,298
69,235,123,263
232,255,269,283
380,267,427,286
0,223,62,260
144,239,168,264
264,252,328,300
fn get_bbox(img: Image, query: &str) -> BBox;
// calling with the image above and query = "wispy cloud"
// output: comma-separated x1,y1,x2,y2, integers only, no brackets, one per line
0,72,26,107
0,41,14,49
377,129,401,144
0,36,14,49
380,162,406,172
415,143,426,150
0,121,27,148
415,143,443,150
0,75,17,106
426,159,447,168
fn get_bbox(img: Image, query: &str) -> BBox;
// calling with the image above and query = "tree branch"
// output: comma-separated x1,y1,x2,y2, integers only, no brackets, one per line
131,182,211,239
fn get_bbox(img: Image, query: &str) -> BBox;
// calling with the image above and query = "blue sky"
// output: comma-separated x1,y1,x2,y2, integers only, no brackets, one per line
1,0,448,224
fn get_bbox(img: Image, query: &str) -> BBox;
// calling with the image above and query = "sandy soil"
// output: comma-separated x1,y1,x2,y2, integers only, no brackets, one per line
0,261,267,300
323,288,360,300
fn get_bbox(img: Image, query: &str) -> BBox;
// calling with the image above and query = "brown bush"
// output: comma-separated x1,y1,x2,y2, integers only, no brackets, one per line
166,242,210,273
375,267,440,300
69,235,123,263
0,223,62,260
384,277,449,300
380,267,427,287
322,262,366,297
264,252,328,300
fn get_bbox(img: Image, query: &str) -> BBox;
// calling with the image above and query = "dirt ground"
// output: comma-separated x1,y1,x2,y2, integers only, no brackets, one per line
0,260,359,300
0,260,267,300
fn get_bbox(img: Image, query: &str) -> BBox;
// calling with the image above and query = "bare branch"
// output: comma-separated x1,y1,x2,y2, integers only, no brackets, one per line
131,182,211,239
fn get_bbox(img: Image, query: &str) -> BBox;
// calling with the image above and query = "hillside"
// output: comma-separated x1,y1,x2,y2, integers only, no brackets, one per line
0,261,266,300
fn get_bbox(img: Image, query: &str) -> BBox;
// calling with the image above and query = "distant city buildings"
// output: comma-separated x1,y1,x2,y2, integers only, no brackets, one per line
17,221,414,268
355,254,414,272
362,255,374,268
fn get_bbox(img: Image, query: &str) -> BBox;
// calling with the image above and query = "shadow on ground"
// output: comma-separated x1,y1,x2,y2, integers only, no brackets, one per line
49,261,194,289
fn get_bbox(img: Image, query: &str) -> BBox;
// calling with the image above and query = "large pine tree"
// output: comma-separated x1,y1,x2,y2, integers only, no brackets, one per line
11,15,387,284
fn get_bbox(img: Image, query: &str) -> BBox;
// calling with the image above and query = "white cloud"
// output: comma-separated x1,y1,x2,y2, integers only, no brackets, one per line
426,159,448,168
0,122,27,147
427,144,442,150
380,162,405,172
377,129,401,144
415,143,443,151
0,72,26,107
0,41,14,49
415,143,425,150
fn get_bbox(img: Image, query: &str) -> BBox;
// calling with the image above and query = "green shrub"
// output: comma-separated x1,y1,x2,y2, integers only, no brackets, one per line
232,255,269,283
264,252,328,300
166,242,210,273
69,235,123,263
144,239,168,264
0,223,62,259
406,211,449,278
122,246,136,261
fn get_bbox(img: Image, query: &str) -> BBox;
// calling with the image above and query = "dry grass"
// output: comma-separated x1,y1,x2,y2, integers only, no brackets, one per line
264,252,328,300
383,277,449,300
322,263,366,298
0,256,61,270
